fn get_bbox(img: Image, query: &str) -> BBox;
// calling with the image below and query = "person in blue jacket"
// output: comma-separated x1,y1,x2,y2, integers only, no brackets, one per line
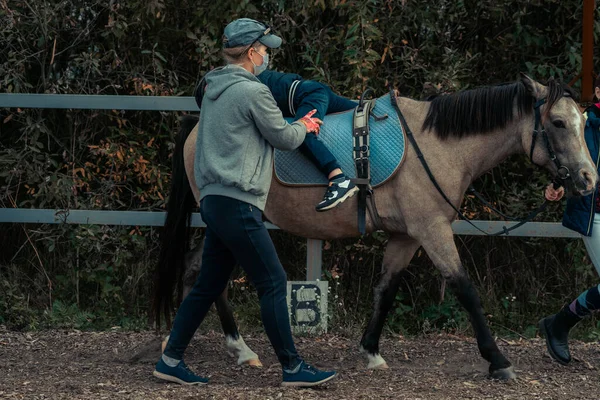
257,69,360,211
540,75,600,365
196,20,359,212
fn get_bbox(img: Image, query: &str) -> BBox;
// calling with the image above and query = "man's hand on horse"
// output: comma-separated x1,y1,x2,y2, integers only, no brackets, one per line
299,109,322,134
544,183,565,202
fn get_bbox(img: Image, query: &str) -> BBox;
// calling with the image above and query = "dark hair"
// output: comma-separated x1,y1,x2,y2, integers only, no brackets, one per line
595,74,600,90
542,78,577,120
422,82,534,139
422,78,574,139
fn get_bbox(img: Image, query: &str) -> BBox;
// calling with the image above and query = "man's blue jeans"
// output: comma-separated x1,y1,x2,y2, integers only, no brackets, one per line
163,195,300,369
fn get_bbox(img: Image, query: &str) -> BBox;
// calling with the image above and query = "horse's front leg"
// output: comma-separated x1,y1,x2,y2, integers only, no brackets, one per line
360,235,420,369
161,240,262,367
418,222,516,380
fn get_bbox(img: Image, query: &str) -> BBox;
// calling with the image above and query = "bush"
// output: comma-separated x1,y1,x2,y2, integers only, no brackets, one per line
1,0,599,335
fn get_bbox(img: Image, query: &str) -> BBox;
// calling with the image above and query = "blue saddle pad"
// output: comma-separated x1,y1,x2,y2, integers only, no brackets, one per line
274,95,405,187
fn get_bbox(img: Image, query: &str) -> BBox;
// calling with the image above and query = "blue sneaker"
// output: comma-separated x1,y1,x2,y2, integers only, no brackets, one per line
282,361,337,387
153,358,208,385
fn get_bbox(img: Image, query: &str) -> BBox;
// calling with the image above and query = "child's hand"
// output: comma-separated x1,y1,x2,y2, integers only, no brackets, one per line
544,183,565,201
299,109,322,134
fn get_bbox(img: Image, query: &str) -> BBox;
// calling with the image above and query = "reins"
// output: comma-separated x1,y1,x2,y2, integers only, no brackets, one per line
389,88,566,236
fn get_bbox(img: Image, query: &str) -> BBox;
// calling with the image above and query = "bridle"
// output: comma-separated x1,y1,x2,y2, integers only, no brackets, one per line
528,95,573,183
390,89,574,236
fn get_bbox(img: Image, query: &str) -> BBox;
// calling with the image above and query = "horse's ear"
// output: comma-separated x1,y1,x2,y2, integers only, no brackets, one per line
520,73,540,97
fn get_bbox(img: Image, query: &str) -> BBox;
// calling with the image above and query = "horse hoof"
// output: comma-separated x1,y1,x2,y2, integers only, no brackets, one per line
243,358,263,368
366,353,389,370
372,362,389,370
490,366,517,380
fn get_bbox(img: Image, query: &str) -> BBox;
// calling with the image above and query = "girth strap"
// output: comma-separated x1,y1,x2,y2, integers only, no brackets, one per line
366,191,385,232
351,91,388,235
352,98,374,235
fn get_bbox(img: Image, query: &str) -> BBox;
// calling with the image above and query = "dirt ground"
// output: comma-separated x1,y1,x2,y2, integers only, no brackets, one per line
1,328,600,400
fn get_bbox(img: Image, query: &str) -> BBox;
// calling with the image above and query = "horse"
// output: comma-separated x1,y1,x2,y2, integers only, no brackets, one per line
152,75,597,380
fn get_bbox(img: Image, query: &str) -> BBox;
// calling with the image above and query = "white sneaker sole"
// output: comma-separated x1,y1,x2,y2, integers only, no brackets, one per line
316,186,360,212
153,370,208,385
281,372,337,387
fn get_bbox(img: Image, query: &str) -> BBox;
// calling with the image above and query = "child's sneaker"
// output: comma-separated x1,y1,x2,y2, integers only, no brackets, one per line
316,176,359,212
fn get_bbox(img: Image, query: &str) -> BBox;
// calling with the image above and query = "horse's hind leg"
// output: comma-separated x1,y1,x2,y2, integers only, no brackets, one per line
215,288,262,367
360,235,420,369
162,240,262,367
418,222,515,380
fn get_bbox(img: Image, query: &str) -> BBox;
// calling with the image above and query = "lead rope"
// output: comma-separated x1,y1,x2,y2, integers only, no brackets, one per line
390,89,551,236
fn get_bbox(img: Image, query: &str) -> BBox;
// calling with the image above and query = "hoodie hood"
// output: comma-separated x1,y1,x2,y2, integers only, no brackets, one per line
204,65,260,101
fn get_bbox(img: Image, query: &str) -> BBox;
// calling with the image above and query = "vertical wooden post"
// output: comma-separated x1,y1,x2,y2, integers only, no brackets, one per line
582,0,596,102
306,239,323,281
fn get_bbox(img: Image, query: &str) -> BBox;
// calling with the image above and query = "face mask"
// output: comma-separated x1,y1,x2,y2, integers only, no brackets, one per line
251,51,269,76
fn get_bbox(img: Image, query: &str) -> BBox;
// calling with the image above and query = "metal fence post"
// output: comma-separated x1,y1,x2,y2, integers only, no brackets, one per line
306,239,323,281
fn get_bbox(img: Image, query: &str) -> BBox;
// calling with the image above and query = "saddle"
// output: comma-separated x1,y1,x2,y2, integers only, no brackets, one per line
274,90,406,234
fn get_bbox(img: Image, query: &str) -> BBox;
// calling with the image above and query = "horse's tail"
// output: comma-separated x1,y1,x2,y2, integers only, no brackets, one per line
151,114,199,329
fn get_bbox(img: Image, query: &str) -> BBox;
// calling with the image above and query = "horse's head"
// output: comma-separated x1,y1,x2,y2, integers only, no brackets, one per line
520,74,597,196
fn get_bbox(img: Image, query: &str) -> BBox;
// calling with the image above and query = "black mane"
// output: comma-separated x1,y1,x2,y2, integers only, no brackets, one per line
422,79,575,140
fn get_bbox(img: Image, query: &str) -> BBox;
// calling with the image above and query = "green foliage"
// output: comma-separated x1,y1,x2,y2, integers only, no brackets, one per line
0,277,37,330
1,0,600,336
44,300,95,330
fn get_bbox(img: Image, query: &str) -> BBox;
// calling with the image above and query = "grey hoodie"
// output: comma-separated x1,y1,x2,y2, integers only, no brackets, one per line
195,65,306,210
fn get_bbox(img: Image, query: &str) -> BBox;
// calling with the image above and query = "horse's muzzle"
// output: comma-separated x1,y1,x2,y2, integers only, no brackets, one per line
574,167,597,196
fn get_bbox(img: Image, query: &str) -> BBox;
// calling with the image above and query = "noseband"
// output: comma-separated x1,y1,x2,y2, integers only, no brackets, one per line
528,96,572,182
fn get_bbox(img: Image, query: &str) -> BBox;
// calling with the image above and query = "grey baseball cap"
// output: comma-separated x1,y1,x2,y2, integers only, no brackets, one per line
223,18,282,49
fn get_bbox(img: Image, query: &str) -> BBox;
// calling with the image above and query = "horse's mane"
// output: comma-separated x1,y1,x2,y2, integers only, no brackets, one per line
422,79,576,140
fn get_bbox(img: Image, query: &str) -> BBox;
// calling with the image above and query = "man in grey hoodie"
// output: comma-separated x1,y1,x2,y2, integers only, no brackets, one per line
194,59,306,211
154,18,337,388
194,19,359,212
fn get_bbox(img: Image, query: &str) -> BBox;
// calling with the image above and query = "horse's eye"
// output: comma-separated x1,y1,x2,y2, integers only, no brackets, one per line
552,120,566,129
